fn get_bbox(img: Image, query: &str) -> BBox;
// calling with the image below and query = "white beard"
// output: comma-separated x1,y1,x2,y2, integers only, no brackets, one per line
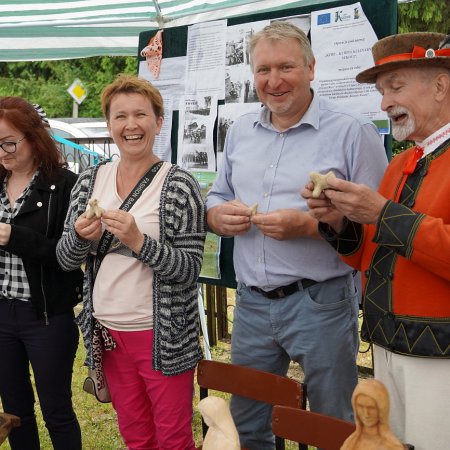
389,107,416,141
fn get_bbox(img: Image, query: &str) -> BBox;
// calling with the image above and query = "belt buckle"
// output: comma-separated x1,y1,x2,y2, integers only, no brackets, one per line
275,288,286,299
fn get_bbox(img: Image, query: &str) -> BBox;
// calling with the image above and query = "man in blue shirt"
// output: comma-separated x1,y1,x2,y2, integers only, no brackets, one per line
206,21,387,449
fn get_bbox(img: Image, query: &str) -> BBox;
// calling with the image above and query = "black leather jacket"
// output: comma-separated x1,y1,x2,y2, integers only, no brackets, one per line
1,168,83,322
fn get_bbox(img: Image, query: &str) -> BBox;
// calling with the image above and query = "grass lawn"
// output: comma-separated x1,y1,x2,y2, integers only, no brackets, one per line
0,294,371,449
0,339,312,449
0,334,205,449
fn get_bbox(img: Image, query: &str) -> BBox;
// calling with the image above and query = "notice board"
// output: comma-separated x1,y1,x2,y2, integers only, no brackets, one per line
137,0,397,288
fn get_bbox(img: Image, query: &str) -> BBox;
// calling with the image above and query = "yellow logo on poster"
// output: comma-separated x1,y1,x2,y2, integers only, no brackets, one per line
67,79,87,104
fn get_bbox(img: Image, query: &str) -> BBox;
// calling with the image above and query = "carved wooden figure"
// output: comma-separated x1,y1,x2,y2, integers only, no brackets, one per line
341,379,405,450
198,396,240,450
86,198,105,219
309,170,336,198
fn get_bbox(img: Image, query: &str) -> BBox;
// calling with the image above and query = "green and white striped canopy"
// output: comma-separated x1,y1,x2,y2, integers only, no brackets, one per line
0,0,314,61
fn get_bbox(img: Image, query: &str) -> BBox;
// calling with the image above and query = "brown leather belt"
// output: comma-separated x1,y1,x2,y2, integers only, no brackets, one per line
250,279,317,299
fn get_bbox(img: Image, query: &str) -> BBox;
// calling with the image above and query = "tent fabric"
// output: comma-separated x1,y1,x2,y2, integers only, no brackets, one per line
0,0,313,61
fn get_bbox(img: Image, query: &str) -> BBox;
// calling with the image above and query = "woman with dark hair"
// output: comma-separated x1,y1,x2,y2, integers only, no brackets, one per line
0,97,83,450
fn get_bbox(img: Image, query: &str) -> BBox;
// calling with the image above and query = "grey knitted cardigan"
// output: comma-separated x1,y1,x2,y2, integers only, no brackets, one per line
56,162,206,376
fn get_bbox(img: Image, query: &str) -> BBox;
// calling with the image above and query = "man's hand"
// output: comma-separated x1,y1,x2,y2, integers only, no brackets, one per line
324,178,388,225
301,182,346,233
251,208,319,240
207,200,251,237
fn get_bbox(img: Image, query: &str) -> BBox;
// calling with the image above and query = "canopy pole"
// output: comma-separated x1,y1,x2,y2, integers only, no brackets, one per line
152,0,167,28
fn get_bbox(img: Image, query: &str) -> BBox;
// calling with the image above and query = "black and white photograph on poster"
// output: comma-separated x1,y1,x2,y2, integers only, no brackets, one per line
225,65,260,104
183,118,208,145
180,146,210,170
225,20,267,104
217,102,263,168
185,96,212,116
225,69,243,103
226,67,259,104
177,95,218,172
217,116,233,153
226,20,268,68
226,31,245,66
242,76,259,103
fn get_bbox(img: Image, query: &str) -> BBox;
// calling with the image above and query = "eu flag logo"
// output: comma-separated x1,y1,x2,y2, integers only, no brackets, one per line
317,13,331,25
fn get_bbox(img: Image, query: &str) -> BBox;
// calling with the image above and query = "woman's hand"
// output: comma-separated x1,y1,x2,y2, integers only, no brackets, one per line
0,223,12,245
75,213,103,241
101,210,144,254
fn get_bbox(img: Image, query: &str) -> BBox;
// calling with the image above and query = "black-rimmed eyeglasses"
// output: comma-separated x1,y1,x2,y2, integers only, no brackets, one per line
0,136,26,154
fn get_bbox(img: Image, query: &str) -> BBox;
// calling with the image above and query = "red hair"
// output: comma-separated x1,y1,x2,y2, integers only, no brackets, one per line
0,97,66,182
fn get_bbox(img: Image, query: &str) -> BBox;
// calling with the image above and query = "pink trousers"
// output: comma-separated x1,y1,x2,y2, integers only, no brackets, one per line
102,328,196,450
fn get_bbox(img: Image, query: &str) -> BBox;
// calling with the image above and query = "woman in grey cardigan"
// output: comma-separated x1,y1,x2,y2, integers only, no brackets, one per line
57,74,206,450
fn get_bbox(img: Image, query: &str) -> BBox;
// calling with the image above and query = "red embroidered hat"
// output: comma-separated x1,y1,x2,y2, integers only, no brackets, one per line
356,32,450,84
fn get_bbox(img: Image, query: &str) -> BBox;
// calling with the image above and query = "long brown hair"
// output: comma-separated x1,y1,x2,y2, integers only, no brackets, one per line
0,96,66,182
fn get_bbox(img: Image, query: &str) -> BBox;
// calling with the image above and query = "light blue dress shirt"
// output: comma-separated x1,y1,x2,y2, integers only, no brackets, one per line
207,92,388,290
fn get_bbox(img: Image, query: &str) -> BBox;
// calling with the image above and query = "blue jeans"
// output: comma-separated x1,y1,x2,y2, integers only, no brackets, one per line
0,299,81,450
230,274,359,450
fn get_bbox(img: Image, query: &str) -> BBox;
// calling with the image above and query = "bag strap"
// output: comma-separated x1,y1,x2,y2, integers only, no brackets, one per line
93,161,163,277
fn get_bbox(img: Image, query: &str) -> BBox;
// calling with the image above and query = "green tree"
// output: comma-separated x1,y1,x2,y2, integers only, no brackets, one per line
391,0,449,156
0,56,137,117
399,0,450,33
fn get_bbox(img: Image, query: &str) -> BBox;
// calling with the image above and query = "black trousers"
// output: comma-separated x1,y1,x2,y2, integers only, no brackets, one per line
0,299,81,450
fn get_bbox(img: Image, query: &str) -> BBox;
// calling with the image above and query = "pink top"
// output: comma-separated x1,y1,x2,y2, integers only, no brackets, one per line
91,160,171,331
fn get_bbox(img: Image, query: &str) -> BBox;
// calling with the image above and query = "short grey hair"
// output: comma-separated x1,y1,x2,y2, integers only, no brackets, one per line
418,65,450,82
249,21,314,68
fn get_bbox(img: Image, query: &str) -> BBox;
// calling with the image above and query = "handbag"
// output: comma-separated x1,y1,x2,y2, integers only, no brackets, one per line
83,368,112,403
82,316,116,402
82,161,163,403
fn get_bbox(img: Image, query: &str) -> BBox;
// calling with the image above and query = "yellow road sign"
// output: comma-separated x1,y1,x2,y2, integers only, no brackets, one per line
67,79,87,104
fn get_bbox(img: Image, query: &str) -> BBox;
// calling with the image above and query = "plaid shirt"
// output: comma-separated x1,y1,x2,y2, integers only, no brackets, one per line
0,171,39,301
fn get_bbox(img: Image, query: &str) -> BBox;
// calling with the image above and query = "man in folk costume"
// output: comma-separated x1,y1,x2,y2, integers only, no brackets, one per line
302,32,450,450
